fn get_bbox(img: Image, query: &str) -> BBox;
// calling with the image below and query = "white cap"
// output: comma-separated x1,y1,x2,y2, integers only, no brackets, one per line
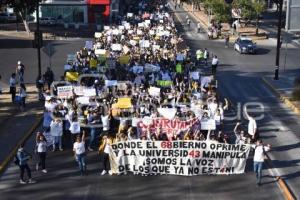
18,61,21,65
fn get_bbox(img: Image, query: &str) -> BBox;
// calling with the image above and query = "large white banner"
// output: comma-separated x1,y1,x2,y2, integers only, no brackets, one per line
110,141,251,176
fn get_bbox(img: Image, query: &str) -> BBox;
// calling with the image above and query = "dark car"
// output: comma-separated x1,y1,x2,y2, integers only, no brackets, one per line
234,37,257,54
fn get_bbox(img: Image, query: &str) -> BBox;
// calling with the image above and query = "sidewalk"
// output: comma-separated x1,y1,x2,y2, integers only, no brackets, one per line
262,75,300,115
0,84,43,173
181,3,267,41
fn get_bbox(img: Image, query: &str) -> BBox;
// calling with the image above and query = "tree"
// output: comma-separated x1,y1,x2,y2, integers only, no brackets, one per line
203,0,231,23
6,0,41,34
233,0,265,35
252,0,265,35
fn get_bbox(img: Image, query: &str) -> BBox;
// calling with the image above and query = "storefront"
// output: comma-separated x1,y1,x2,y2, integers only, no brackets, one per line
40,0,113,24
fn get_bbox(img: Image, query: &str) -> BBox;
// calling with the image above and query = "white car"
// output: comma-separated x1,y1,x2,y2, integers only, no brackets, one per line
39,17,57,25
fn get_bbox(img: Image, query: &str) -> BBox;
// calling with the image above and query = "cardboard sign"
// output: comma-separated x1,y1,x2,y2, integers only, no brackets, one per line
157,108,177,120
95,32,102,38
111,44,122,51
105,80,118,87
119,55,130,65
148,87,160,97
115,98,132,109
90,58,98,68
201,119,216,130
74,86,84,96
85,41,93,50
57,86,73,98
83,88,96,97
95,49,107,55
130,40,137,46
65,72,79,82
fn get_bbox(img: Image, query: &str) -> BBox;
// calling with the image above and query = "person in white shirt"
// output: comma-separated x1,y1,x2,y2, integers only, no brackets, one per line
35,133,48,173
73,130,87,175
251,139,271,186
211,55,219,75
50,118,63,151
69,116,81,144
99,135,112,175
244,107,257,142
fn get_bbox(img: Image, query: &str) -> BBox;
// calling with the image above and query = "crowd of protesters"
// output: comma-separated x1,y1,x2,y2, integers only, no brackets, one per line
12,0,269,185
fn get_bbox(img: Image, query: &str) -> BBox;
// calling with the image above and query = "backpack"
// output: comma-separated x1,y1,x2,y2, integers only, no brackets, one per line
14,154,20,166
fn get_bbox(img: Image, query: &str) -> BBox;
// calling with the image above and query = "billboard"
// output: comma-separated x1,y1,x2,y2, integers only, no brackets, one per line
286,0,300,31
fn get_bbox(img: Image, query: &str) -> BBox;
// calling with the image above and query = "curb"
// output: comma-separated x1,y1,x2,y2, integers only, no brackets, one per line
264,154,296,200
261,77,300,116
0,115,43,174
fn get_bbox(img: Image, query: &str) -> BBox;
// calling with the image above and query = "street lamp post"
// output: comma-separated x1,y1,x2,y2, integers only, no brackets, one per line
274,0,283,80
36,1,42,78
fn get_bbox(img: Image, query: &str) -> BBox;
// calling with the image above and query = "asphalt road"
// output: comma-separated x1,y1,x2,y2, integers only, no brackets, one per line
171,2,300,199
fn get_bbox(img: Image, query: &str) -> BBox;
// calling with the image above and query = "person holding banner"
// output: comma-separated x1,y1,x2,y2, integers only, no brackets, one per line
99,135,112,175
251,139,271,186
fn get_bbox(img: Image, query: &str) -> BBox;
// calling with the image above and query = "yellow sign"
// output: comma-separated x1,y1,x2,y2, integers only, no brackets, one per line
65,72,79,81
157,80,172,87
119,55,130,65
90,59,98,68
115,98,132,109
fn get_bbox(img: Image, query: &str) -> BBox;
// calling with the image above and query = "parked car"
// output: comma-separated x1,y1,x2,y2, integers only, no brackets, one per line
39,17,57,25
0,12,17,22
234,37,257,54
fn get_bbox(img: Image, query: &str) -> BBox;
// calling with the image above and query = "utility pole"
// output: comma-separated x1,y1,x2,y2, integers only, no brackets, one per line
274,0,283,80
36,1,42,78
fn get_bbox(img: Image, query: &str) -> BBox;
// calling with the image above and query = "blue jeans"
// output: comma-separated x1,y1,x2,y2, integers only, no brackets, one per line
75,153,86,172
253,161,263,184
89,128,97,148
53,136,62,149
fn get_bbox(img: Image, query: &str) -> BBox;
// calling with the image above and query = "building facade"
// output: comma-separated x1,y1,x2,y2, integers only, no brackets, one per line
40,0,118,24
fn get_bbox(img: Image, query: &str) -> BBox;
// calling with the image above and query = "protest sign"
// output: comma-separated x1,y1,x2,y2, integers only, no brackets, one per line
119,25,125,30
140,40,150,48
130,40,137,46
76,96,90,105
115,98,132,109
57,86,73,98
111,44,122,51
157,80,172,87
95,49,107,56
112,29,120,35
104,26,110,30
95,32,102,38
137,30,143,35
148,87,160,97
105,80,118,87
85,41,93,50
74,86,84,96
65,72,79,82
109,141,251,176
201,119,216,130
83,88,96,97
157,108,177,120
117,82,127,91
127,13,133,17
90,58,98,68
137,118,199,135
119,55,130,65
